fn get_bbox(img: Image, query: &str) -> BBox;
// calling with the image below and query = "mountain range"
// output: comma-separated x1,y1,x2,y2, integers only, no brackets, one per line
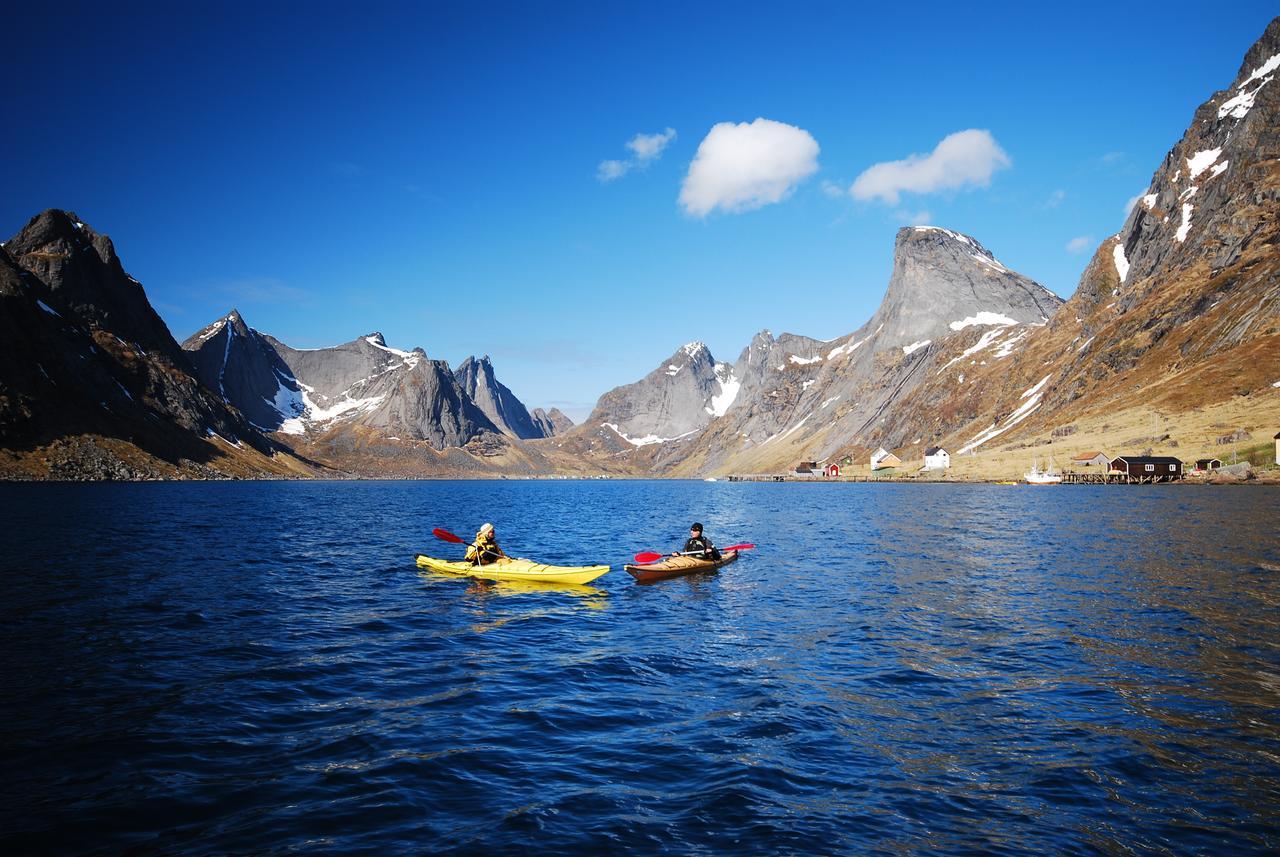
1,17,1277,480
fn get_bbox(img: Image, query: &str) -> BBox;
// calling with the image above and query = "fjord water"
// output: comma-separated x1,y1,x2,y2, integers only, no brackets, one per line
1,481,1277,855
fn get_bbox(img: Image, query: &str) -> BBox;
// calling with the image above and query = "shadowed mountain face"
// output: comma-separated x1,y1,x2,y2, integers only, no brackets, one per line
183,316,501,451
454,355,546,439
0,212,308,479
531,407,574,437
181,310,303,431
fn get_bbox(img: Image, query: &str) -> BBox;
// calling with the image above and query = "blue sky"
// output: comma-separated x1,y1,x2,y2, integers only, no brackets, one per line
4,2,1275,421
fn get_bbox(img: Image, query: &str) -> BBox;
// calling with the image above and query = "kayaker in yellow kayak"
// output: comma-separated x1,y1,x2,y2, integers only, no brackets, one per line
674,522,720,561
465,523,507,566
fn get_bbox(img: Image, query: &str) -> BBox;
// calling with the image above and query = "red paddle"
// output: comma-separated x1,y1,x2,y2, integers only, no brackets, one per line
431,527,502,562
432,527,465,544
632,543,755,564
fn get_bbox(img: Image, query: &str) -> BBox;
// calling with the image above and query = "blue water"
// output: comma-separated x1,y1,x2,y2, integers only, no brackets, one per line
1,481,1278,855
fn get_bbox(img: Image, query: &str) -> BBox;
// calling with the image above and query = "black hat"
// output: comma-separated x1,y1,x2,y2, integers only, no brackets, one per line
690,522,703,532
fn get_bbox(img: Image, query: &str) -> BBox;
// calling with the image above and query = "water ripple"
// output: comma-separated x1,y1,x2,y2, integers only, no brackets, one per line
0,481,1277,855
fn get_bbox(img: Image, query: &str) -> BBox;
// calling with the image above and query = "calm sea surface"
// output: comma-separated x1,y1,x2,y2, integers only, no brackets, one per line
1,481,1277,855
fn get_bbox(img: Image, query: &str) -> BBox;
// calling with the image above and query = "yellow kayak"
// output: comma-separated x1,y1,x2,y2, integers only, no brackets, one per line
415,554,610,585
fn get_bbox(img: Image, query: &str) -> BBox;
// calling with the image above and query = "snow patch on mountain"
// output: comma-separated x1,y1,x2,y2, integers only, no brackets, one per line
708,364,740,417
949,311,1017,331
1187,148,1223,179
957,374,1051,454
1176,204,1194,242
1113,243,1130,283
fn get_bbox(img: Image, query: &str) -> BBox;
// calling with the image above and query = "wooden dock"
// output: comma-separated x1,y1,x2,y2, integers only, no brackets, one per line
1061,470,1182,484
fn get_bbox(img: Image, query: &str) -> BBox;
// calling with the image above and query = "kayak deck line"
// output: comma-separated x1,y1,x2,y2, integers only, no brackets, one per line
623,550,739,583
415,554,610,586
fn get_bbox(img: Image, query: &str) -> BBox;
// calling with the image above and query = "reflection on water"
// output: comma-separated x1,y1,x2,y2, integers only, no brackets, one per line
0,481,1277,856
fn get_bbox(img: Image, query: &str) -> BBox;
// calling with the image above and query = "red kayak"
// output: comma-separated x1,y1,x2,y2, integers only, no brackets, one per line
624,550,739,583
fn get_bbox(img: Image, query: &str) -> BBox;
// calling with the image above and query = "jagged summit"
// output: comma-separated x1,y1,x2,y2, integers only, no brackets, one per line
454,354,546,439
1115,17,1280,292
858,226,1062,352
531,407,574,438
5,209,187,364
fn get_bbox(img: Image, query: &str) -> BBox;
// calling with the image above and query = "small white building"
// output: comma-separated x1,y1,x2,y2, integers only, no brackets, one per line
923,446,950,470
871,448,902,470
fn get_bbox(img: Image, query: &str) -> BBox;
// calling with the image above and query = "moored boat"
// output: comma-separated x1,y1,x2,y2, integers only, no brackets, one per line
415,554,610,585
624,550,739,583
1024,455,1062,484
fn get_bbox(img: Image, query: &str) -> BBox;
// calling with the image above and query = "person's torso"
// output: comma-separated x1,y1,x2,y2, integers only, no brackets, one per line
684,536,710,554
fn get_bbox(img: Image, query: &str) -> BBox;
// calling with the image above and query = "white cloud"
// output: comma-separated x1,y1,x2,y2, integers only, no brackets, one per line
627,127,676,163
1123,192,1144,217
597,159,630,182
1045,189,1066,208
1066,235,1093,254
821,179,846,199
679,117,820,217
850,129,1011,205
598,127,677,182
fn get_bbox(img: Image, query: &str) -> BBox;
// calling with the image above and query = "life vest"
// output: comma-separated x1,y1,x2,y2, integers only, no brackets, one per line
683,536,718,559
466,533,506,565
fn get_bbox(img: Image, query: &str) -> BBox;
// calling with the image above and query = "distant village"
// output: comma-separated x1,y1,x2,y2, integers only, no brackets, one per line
727,431,1280,485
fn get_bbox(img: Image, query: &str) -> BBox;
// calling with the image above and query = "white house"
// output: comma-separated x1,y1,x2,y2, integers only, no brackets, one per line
871,448,902,470
923,446,950,470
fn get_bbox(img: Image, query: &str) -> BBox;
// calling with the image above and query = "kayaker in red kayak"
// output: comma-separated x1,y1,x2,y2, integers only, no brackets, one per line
465,523,507,566
675,522,720,561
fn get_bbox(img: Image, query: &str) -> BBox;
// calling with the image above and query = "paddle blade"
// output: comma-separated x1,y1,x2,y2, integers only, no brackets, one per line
633,551,665,564
432,527,465,544
721,543,755,552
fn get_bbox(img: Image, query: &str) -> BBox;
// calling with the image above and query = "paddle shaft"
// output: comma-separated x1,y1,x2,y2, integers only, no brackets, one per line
632,543,754,564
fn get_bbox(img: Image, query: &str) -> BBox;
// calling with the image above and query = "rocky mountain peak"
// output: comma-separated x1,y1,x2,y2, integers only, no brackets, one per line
1116,16,1280,290
860,226,1061,352
454,354,545,439
531,407,575,438
5,209,185,364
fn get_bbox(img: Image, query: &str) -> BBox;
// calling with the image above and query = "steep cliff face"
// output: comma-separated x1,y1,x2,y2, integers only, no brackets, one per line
182,310,304,431
825,18,1280,471
454,355,545,439
184,318,502,452
583,341,739,445
858,227,1061,354
0,213,312,480
2,210,187,365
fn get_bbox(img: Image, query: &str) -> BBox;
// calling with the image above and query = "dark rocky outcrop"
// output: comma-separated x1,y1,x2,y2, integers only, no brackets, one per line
181,310,303,430
531,407,574,437
454,355,545,439
0,213,308,479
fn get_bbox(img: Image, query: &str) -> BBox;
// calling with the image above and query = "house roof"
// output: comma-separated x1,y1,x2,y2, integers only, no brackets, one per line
924,446,946,456
1072,451,1105,460
1111,455,1183,465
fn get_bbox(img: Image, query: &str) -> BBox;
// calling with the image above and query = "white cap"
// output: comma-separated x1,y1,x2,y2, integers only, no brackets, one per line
479,522,494,535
